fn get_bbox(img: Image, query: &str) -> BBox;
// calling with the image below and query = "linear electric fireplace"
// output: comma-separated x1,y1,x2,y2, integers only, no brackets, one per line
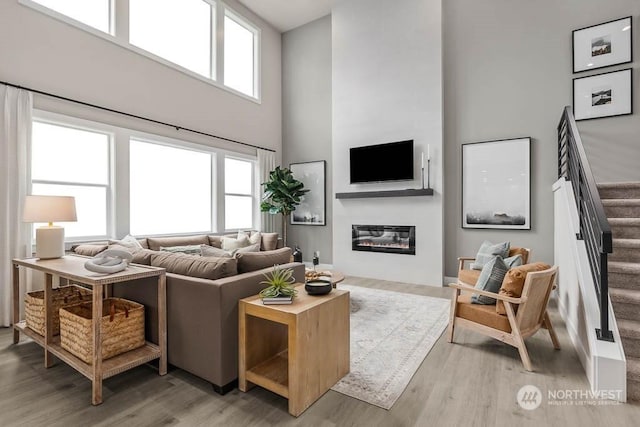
352,225,416,255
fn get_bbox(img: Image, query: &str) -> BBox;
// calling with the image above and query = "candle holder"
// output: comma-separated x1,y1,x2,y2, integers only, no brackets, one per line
421,166,425,189
427,159,431,189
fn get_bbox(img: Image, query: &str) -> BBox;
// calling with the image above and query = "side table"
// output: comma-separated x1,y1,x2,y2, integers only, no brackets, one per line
238,285,350,416
12,255,167,405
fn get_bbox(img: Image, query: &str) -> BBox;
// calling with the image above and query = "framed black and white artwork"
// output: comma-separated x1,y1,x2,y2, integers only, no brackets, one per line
290,160,326,226
573,68,632,121
462,137,531,230
573,16,632,73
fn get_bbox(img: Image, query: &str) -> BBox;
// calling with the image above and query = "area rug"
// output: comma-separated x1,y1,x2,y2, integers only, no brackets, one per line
331,284,450,410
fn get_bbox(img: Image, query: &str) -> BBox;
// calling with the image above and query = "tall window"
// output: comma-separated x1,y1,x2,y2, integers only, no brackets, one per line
129,140,213,235
129,0,215,78
224,157,253,230
224,10,258,97
30,0,112,33
31,121,111,239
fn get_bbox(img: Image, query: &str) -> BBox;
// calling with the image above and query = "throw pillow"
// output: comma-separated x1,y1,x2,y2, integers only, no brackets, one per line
160,245,202,255
109,235,143,251
472,255,509,305
248,231,261,246
470,240,510,270
260,232,279,251
236,243,260,254
222,233,251,251
73,244,108,257
496,262,551,315
201,244,233,258
504,254,523,269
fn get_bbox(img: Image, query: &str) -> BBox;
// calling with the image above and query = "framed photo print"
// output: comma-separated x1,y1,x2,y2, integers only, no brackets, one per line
462,137,531,230
573,16,632,73
290,160,326,226
573,68,632,121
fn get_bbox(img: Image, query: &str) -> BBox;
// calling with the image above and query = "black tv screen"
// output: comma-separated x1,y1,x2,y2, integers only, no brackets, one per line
350,140,414,183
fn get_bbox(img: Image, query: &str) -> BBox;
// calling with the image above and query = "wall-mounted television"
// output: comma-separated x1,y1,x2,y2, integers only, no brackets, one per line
349,140,414,184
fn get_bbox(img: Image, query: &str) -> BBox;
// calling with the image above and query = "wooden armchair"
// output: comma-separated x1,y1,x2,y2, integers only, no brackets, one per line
447,266,559,371
457,247,531,286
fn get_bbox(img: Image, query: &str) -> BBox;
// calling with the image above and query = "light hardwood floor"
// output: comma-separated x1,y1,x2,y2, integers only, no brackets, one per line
2,277,639,426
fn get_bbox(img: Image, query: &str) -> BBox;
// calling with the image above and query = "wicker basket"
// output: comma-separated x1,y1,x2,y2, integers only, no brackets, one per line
25,285,92,336
59,298,145,364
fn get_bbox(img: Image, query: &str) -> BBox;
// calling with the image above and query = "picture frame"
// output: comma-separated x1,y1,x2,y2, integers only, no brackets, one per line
462,137,531,230
290,160,326,226
573,68,632,121
572,16,632,73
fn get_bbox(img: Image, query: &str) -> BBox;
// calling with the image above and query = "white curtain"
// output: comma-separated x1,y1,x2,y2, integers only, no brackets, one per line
0,85,32,327
257,148,277,233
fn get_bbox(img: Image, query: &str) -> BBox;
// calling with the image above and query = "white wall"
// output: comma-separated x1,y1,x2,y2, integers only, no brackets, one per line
0,0,282,159
332,0,443,286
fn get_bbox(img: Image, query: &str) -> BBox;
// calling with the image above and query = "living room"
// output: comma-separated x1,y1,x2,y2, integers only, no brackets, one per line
1,0,640,425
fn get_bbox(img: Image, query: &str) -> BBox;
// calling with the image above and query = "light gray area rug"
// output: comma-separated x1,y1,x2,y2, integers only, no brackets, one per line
331,284,450,410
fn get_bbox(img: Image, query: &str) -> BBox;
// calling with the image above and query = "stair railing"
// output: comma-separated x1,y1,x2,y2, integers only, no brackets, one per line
558,106,614,342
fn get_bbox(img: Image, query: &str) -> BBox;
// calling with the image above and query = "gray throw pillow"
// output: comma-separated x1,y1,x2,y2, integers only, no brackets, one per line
472,255,509,305
470,240,510,270
504,254,523,269
160,245,201,255
201,244,233,258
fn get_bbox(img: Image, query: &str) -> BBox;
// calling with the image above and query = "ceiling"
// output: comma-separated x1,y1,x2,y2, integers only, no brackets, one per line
237,0,334,33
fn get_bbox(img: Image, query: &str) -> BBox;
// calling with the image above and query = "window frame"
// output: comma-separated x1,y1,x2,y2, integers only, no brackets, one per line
223,6,261,99
18,0,261,103
31,111,116,242
223,155,257,231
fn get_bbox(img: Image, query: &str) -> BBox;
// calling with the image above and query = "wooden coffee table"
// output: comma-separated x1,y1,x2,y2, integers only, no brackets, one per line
238,284,350,416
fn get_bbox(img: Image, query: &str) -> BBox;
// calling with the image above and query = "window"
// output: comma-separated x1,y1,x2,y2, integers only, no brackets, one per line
31,121,111,239
129,0,214,78
129,139,213,235
224,157,253,230
224,10,258,97
29,0,112,33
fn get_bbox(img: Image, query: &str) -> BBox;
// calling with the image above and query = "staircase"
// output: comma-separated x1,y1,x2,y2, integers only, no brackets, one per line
598,182,640,401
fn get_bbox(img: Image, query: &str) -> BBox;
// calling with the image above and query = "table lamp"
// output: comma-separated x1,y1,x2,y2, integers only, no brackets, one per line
23,195,77,259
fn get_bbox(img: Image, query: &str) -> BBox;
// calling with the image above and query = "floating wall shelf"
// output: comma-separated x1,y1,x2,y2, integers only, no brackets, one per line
335,188,434,199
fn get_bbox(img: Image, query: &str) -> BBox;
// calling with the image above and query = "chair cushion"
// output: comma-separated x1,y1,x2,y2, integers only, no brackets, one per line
472,255,509,304
458,269,481,286
236,247,292,274
471,241,510,270
508,247,529,264
147,235,209,251
496,262,551,315
457,294,511,333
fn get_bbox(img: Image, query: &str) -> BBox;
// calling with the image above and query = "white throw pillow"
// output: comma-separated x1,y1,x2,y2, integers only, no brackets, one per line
109,235,143,253
222,233,251,251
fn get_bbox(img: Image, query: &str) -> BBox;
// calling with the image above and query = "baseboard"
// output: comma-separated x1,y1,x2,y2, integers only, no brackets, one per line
443,276,458,287
212,379,237,395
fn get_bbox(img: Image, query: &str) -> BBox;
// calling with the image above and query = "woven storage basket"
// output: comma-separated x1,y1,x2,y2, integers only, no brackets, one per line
59,298,145,364
25,285,92,336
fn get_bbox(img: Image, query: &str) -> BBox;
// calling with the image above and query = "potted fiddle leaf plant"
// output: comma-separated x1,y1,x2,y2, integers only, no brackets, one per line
260,166,308,246
259,266,298,300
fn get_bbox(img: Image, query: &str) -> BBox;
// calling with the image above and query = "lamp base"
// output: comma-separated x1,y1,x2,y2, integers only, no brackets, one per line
36,226,65,259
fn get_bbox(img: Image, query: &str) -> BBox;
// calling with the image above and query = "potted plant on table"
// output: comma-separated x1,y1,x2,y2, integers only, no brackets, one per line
259,266,297,304
260,166,308,247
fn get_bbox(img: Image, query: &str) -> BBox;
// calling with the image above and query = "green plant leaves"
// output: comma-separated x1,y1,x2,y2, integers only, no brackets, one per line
260,166,309,216
259,265,298,298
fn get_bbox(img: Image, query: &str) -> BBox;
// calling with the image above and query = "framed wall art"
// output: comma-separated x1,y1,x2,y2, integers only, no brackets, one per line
573,16,632,73
290,160,326,226
573,68,632,121
462,137,531,230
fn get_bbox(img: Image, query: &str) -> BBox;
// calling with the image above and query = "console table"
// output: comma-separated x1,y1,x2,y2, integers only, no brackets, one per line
12,256,167,405
238,285,350,416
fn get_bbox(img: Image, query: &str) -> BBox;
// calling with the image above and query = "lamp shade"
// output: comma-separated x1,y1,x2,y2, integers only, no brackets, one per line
23,195,77,223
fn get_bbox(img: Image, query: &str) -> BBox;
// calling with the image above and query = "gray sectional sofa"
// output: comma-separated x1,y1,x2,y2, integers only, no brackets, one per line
73,233,305,394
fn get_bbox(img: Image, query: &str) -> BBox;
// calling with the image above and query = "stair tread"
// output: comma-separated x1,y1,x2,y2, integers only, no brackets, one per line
610,287,640,304
609,261,640,274
617,319,640,340
598,182,640,189
602,199,640,206
627,357,640,377
609,218,640,225
612,238,640,247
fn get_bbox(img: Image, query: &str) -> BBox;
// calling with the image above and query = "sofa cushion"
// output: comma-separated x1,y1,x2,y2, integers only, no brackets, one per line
131,249,157,265
160,245,202,255
457,294,511,332
508,247,529,264
260,232,279,251
236,247,292,274
208,235,223,248
472,255,509,305
147,235,209,251
73,244,108,257
151,252,237,280
471,240,510,270
496,262,551,315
